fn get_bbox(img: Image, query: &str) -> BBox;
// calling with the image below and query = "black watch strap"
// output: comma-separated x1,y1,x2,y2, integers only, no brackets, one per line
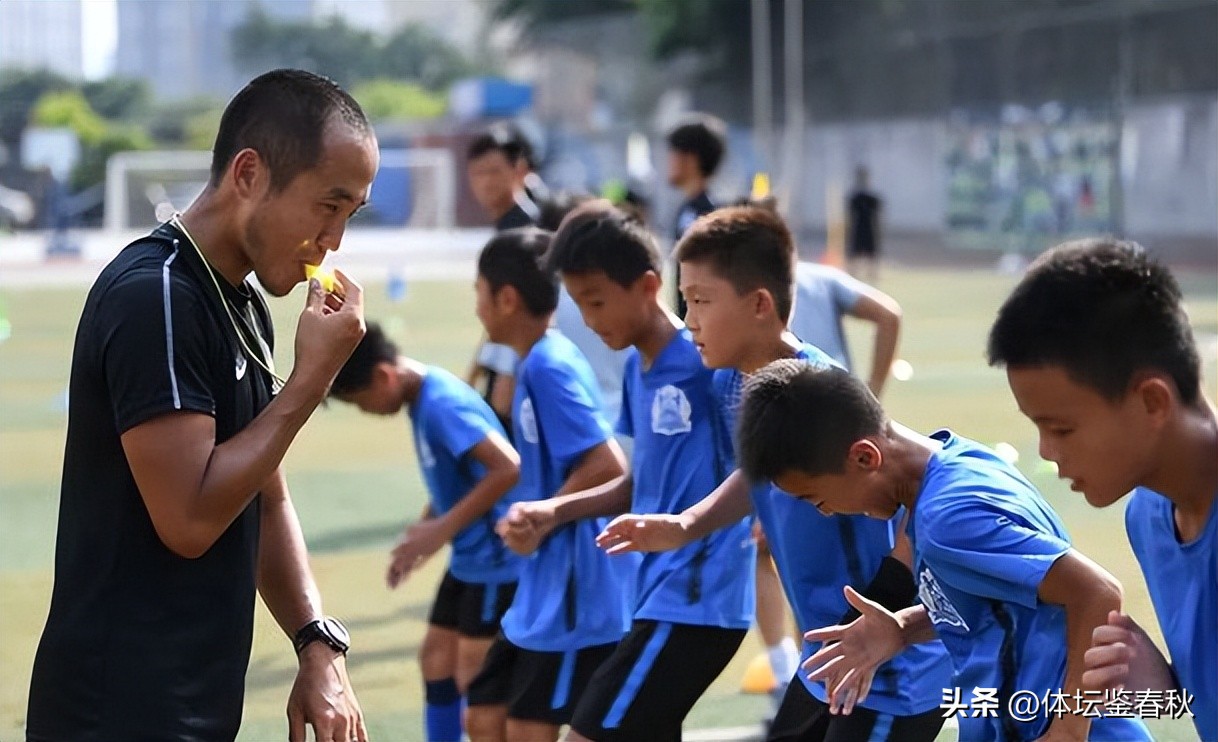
293,617,350,656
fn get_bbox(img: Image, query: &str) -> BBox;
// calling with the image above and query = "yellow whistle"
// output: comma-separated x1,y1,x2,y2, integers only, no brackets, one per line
305,264,338,293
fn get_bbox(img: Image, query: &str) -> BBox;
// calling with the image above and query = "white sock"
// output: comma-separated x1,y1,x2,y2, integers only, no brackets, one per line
767,637,799,685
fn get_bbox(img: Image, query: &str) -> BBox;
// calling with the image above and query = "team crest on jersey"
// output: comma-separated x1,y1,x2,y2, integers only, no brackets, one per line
519,398,540,444
919,567,969,631
417,436,436,469
651,384,692,435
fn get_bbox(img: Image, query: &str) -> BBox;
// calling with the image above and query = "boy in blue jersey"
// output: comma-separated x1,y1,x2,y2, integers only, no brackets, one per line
738,359,1153,742
988,239,1216,742
463,228,631,742
499,201,755,741
597,207,952,742
330,322,522,742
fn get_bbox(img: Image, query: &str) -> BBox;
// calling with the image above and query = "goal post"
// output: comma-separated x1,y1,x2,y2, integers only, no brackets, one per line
105,148,458,231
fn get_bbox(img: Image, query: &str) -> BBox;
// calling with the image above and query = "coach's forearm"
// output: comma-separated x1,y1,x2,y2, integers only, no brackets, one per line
257,469,323,640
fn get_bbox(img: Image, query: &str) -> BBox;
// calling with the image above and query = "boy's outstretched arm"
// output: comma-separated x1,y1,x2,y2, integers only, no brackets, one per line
499,438,628,555
1035,549,1125,742
595,468,753,555
389,431,520,579
803,586,936,715
1083,611,1177,694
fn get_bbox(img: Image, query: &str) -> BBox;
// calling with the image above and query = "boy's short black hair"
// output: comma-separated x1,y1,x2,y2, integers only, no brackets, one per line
330,321,397,398
545,200,662,289
478,227,558,317
536,191,593,232
987,238,1201,405
674,206,795,322
467,123,531,166
738,359,886,482
666,114,727,178
210,69,371,192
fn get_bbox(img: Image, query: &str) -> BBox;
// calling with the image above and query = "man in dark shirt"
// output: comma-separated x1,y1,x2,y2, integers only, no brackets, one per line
667,114,726,318
847,165,883,283
464,126,539,435
466,125,539,231
26,69,377,742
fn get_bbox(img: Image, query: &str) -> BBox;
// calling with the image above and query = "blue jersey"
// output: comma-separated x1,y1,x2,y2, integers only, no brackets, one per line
410,367,522,584
617,329,754,628
717,343,953,717
912,431,1150,741
499,331,634,652
1126,487,1217,741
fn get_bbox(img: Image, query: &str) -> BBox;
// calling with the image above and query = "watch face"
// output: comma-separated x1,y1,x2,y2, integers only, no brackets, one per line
321,617,350,649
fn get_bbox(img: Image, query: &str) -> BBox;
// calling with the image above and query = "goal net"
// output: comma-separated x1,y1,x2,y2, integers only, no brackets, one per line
105,148,458,231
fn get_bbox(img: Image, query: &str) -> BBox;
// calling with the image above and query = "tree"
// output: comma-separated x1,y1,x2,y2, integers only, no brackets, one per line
230,10,475,92
380,24,477,91
351,79,447,122
0,68,72,151
80,77,152,121
30,90,151,190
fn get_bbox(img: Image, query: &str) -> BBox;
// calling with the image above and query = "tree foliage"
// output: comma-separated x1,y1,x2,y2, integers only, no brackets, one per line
351,79,447,122
0,68,73,150
231,10,477,92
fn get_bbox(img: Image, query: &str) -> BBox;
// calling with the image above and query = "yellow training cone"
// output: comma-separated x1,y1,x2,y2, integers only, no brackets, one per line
751,172,771,200
740,652,778,694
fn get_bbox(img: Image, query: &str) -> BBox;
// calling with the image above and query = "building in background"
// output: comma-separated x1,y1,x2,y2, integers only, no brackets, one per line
114,0,312,101
0,0,84,80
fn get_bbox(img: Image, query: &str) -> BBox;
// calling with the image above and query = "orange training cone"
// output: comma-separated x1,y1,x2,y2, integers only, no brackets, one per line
740,652,778,694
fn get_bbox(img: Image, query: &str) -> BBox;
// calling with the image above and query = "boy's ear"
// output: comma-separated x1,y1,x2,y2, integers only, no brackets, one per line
1133,375,1175,427
848,439,883,472
495,284,521,314
373,360,397,387
753,288,777,320
636,271,662,298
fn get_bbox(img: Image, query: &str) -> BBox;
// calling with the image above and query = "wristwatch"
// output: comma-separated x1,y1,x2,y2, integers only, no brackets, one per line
293,617,350,656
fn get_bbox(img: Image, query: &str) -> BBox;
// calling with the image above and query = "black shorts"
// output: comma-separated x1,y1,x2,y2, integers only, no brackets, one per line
427,571,517,639
465,634,618,725
570,620,747,741
767,677,944,742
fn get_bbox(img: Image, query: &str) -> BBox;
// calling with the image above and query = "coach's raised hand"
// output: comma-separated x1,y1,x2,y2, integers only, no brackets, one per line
293,269,366,395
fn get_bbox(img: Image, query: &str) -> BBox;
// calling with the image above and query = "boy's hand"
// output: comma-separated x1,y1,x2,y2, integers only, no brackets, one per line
497,501,557,555
803,586,903,715
1083,611,1177,693
596,513,692,554
384,519,447,589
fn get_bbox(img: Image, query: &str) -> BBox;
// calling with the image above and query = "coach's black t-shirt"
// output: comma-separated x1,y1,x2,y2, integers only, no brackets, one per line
27,223,275,741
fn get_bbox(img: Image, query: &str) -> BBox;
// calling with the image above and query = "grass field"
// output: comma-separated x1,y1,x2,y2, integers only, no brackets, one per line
1,266,1214,741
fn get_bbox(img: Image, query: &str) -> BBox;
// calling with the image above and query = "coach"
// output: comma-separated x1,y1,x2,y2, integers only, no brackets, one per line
26,69,377,742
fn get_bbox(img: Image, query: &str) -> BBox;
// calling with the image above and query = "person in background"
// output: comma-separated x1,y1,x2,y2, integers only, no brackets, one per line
667,114,727,319
847,166,883,283
465,125,540,436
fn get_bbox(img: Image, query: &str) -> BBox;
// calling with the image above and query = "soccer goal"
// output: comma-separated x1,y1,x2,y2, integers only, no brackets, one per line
105,148,458,231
